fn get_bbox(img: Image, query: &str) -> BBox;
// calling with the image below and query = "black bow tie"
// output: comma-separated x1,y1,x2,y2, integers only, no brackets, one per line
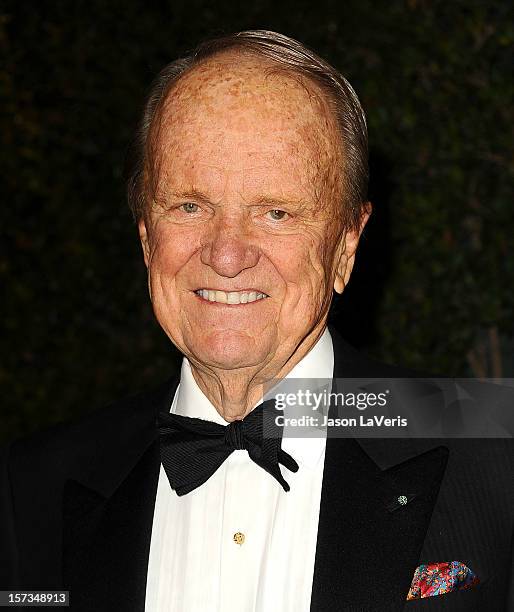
157,400,299,496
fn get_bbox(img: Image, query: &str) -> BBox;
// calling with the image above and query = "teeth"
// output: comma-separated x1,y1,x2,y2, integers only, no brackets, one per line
195,290,267,304
215,290,227,303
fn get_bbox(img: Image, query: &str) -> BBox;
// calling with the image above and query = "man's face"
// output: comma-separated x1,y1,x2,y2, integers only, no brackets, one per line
139,56,366,374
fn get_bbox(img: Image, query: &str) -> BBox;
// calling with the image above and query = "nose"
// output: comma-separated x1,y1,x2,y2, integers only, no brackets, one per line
200,212,260,278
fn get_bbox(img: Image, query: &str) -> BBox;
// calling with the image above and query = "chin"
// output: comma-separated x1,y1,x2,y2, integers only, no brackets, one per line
186,329,271,370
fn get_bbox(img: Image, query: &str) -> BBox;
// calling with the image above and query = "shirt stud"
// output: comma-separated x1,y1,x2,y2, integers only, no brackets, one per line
233,532,245,545
398,495,408,506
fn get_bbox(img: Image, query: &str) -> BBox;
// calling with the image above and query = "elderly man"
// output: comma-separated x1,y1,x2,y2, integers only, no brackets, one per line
1,30,513,612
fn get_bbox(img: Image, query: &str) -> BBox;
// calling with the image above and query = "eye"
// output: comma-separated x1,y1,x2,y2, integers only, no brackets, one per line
180,202,199,213
266,209,289,221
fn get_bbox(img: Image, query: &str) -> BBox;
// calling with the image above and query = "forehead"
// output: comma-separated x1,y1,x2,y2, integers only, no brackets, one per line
148,54,341,202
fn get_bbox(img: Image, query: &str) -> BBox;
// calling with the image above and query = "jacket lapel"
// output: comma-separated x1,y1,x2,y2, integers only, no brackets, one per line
310,328,449,611
62,376,179,612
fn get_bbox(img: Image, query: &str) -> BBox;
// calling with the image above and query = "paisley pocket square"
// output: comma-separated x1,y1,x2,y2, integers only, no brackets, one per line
406,561,479,600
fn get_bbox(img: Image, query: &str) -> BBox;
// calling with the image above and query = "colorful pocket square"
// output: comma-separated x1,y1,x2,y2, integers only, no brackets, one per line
406,561,479,600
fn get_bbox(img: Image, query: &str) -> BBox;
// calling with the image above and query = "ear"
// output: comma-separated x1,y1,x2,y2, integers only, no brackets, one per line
138,218,151,268
333,202,372,294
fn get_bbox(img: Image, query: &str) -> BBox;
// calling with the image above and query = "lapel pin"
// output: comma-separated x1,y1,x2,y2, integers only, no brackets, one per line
385,492,417,512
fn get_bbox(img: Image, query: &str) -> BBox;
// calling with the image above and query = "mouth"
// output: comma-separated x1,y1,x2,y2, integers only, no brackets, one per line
193,289,269,305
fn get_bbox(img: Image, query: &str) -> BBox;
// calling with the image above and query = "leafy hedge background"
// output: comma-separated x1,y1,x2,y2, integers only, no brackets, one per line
1,0,513,444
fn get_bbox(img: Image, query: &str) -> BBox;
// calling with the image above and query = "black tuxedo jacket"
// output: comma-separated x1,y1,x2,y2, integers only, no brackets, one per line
1,327,513,611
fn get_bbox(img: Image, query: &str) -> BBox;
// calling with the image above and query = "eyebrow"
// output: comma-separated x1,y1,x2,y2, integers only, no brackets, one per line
166,188,213,206
253,195,311,210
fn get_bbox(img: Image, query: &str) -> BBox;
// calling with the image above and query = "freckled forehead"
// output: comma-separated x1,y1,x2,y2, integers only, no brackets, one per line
145,55,344,212
165,56,329,123
154,55,340,169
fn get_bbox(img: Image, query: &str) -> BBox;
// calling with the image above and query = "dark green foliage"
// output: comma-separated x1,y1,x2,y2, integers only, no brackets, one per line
1,0,512,442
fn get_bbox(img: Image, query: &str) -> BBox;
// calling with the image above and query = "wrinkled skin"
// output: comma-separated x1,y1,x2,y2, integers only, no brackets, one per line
138,54,370,420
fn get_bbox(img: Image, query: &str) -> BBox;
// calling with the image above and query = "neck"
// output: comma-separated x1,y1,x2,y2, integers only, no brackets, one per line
188,325,327,421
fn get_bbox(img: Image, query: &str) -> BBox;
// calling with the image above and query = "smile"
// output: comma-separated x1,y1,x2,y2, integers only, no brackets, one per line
194,289,269,304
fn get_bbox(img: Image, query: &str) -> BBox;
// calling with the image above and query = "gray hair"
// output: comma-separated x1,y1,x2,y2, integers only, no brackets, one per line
125,30,369,230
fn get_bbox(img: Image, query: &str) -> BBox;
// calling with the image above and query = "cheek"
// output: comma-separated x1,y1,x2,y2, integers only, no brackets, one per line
271,236,330,305
147,225,197,278
145,226,200,321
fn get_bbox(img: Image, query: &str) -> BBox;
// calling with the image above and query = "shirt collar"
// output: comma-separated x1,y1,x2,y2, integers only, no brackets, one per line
172,328,334,468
